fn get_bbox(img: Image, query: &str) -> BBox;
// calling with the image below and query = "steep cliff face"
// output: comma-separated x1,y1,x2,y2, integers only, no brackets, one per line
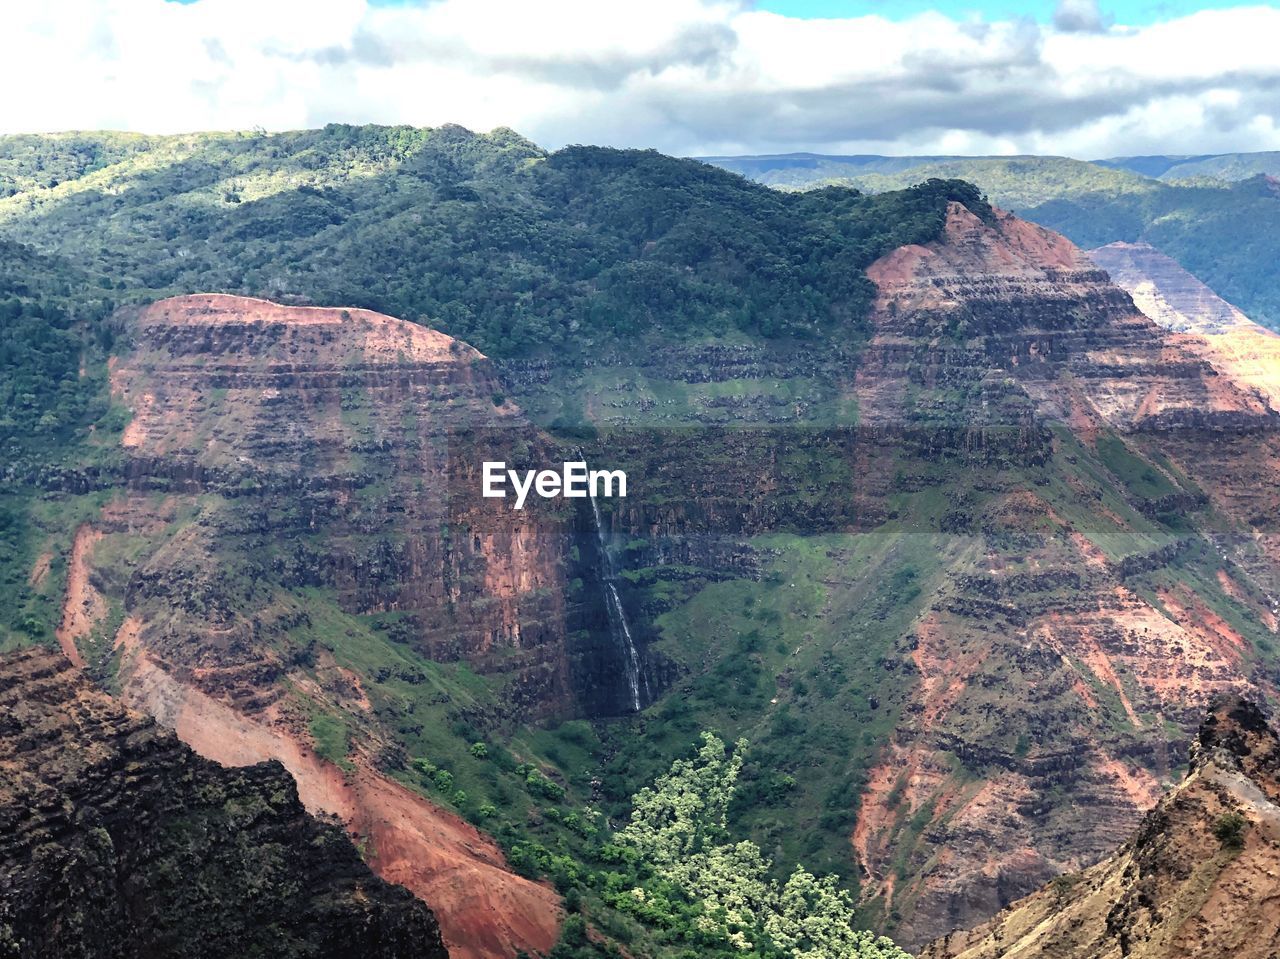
846,204,1280,948
1083,243,1280,617
1089,239,1280,409
0,646,448,959
58,294,566,959
1088,241,1253,334
920,697,1280,959
108,294,572,716
860,204,1272,432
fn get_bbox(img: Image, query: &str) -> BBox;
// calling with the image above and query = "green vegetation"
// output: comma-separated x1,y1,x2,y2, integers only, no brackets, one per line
708,151,1280,328
1212,811,1248,849
1099,151,1280,183
0,239,116,452
608,733,909,958
597,522,948,888
709,154,1154,212
521,732,910,959
0,125,989,358
308,712,351,767
1095,434,1179,501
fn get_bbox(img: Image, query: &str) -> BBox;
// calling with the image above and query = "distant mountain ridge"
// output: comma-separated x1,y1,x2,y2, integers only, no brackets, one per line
703,149,1280,186
702,149,1280,330
1098,151,1280,181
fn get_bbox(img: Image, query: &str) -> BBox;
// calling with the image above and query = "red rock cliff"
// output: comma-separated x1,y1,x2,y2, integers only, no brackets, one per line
63,294,568,959
850,204,1280,947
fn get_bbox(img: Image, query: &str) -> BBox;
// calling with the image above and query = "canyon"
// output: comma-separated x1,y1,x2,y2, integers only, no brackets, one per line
8,131,1280,957
47,209,1280,954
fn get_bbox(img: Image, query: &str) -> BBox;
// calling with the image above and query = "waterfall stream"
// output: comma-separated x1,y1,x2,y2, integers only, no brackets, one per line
584,471,647,712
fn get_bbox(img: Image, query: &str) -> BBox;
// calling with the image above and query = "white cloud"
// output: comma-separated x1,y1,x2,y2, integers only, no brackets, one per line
2,0,1280,158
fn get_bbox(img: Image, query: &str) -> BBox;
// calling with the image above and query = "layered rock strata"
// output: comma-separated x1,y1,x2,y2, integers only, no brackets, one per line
921,697,1280,959
849,204,1280,947
72,294,567,959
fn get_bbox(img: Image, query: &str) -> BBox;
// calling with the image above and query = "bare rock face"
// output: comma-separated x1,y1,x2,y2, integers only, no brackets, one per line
1080,245,1280,612
849,204,1280,949
920,697,1280,959
109,294,574,717
69,295,569,959
859,204,1273,434
1088,239,1280,427
0,646,448,959
1088,241,1252,335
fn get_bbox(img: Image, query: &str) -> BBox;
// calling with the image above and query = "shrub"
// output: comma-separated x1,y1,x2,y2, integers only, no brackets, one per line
1213,812,1248,849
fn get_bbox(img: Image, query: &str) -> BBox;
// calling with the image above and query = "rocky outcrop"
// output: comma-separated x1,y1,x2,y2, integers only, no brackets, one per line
1078,248,1280,619
0,647,448,959
921,697,1280,959
108,294,578,717
112,630,562,959
1089,239,1280,412
849,204,1280,949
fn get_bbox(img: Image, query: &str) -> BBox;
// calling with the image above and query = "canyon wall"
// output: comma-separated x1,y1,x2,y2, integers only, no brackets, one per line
40,213,1280,954
921,697,1280,959
58,294,572,959
843,204,1280,946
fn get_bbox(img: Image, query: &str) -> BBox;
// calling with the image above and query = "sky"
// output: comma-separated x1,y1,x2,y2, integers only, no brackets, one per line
3,0,1280,159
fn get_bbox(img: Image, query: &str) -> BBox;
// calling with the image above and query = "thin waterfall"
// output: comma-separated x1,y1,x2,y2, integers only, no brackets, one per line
582,461,647,712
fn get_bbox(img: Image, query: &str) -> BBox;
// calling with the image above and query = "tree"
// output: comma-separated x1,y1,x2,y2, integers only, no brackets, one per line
620,735,912,958
766,867,910,959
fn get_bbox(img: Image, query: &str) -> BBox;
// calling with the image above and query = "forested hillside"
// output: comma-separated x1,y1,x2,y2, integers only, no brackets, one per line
706,151,1280,328
0,125,984,360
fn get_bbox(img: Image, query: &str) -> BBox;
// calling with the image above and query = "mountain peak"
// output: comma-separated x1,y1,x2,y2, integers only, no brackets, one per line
867,202,1089,294
1192,696,1280,789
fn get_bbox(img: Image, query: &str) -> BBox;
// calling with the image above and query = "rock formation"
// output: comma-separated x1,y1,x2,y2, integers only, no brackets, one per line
1089,239,1280,419
65,294,567,959
0,646,448,959
920,696,1280,959
859,204,1272,433
1088,241,1252,334
33,218,1280,957
108,293,575,717
848,203,1280,948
